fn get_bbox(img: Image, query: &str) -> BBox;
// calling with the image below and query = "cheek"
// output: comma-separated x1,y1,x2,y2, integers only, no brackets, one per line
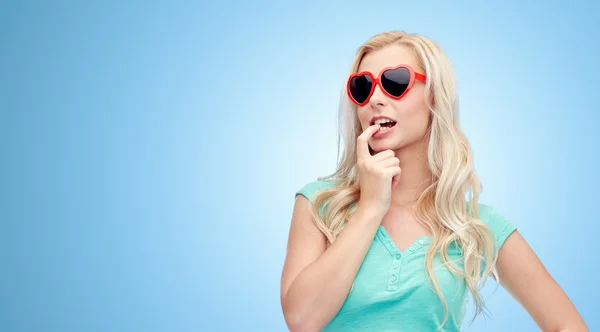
395,96,430,129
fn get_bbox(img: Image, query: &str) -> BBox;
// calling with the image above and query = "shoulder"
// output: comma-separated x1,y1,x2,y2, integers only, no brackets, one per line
473,202,518,251
295,178,339,204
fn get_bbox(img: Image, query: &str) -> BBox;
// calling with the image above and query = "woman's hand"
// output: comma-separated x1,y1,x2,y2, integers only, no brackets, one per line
355,124,401,218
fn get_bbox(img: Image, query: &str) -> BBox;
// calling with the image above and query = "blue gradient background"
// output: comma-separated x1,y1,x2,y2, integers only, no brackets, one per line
1,1,598,331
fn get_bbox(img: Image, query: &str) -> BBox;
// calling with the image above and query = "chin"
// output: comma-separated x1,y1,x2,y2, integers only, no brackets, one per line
370,139,405,152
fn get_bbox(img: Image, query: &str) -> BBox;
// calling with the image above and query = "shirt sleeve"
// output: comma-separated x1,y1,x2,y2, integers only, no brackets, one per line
481,204,518,252
295,179,338,218
295,179,337,204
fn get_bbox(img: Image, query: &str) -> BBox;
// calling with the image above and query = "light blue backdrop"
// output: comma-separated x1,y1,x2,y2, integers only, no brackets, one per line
1,0,598,331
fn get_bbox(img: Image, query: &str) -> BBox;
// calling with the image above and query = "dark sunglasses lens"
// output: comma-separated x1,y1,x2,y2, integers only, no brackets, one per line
349,75,373,103
381,67,410,97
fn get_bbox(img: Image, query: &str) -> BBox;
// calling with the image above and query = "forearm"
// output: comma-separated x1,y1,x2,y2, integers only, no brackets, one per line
282,207,382,331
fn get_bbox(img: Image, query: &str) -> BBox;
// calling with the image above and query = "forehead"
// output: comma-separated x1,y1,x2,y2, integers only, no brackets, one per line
357,44,422,74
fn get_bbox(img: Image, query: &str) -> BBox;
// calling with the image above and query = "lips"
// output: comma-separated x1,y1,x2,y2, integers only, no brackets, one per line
372,123,396,138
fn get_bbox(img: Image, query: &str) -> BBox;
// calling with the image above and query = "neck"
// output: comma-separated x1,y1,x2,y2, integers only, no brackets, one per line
390,138,432,209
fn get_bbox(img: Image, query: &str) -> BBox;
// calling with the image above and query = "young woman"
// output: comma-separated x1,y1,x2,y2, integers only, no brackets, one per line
279,31,588,331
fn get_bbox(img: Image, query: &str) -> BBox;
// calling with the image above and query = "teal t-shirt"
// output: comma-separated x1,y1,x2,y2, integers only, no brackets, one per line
295,179,517,332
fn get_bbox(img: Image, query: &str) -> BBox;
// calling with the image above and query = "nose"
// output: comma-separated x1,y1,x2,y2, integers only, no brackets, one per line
368,82,387,108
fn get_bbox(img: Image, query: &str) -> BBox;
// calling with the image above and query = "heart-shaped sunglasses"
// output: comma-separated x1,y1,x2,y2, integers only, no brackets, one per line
347,64,427,106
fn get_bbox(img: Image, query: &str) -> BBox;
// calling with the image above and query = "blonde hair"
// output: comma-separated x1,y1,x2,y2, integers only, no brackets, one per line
309,31,499,330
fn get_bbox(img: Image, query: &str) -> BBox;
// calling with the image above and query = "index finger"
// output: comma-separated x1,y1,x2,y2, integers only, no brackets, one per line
357,124,380,159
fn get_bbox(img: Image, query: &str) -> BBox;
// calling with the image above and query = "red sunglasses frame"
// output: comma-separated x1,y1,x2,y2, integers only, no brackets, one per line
347,64,427,106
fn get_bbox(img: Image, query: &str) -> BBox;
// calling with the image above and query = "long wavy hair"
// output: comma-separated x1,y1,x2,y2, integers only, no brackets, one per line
309,31,500,329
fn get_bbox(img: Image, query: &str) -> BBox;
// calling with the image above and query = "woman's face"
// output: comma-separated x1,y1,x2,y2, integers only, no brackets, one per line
355,44,431,154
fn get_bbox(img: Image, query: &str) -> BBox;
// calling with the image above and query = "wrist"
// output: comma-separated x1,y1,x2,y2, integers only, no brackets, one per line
354,203,386,225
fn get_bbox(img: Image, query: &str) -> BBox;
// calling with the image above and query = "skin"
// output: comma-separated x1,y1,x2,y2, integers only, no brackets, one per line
356,44,588,331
